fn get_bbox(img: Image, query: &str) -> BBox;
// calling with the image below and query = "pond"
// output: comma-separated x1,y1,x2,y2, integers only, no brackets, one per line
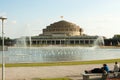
0,46,120,63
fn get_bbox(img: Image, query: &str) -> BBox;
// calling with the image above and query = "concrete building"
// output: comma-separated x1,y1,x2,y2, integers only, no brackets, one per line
26,20,98,46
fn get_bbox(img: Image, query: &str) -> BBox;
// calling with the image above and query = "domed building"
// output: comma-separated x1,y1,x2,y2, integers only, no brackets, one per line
27,20,98,46
42,20,83,36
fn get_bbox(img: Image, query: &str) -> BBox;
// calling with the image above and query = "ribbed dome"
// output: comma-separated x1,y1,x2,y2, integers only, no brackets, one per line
49,20,80,29
42,20,83,36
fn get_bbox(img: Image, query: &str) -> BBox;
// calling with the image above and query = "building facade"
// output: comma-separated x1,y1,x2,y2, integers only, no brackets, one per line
29,35,98,46
25,20,99,46
42,20,83,36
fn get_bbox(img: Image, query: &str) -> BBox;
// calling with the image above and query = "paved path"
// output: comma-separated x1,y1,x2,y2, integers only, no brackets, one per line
0,63,115,80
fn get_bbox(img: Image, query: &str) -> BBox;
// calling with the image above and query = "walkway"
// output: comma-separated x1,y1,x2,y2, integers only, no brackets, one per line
0,63,114,80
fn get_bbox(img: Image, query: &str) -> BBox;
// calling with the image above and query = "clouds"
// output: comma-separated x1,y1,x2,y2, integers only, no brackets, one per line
0,12,7,16
80,14,120,38
0,0,120,38
11,20,17,24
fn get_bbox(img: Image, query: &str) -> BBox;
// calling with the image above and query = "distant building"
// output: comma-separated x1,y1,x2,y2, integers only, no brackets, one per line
26,20,99,46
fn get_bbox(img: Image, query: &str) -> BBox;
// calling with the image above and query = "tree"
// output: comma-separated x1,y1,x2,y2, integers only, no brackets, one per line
79,28,83,35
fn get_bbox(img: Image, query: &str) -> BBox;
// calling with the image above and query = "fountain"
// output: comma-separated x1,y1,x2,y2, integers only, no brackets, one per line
0,36,120,63
94,36,104,46
15,36,27,47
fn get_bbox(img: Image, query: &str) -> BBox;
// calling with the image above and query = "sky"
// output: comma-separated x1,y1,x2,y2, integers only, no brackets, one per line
0,0,120,39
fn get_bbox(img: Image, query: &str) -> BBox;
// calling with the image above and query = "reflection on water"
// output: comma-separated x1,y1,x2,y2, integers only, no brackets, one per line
0,46,120,63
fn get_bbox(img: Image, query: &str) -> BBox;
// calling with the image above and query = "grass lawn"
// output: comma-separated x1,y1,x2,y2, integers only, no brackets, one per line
0,58,120,67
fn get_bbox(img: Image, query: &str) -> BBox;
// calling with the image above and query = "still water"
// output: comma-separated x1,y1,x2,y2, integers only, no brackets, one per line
0,46,120,63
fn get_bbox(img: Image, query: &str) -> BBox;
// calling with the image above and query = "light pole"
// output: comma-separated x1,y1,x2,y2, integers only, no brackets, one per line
0,16,7,80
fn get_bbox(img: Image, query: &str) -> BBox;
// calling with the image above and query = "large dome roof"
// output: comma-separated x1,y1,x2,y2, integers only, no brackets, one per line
48,20,80,29
42,20,83,36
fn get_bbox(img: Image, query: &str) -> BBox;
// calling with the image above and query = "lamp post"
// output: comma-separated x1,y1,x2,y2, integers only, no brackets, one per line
0,16,7,80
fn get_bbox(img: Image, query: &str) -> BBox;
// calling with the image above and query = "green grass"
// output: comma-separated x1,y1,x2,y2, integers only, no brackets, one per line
0,58,120,67
32,77,71,80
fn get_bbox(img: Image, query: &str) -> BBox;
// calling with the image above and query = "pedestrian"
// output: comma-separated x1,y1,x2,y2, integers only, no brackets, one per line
113,62,120,77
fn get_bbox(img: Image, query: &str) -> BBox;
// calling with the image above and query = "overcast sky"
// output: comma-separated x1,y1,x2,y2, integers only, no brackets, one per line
0,0,120,38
